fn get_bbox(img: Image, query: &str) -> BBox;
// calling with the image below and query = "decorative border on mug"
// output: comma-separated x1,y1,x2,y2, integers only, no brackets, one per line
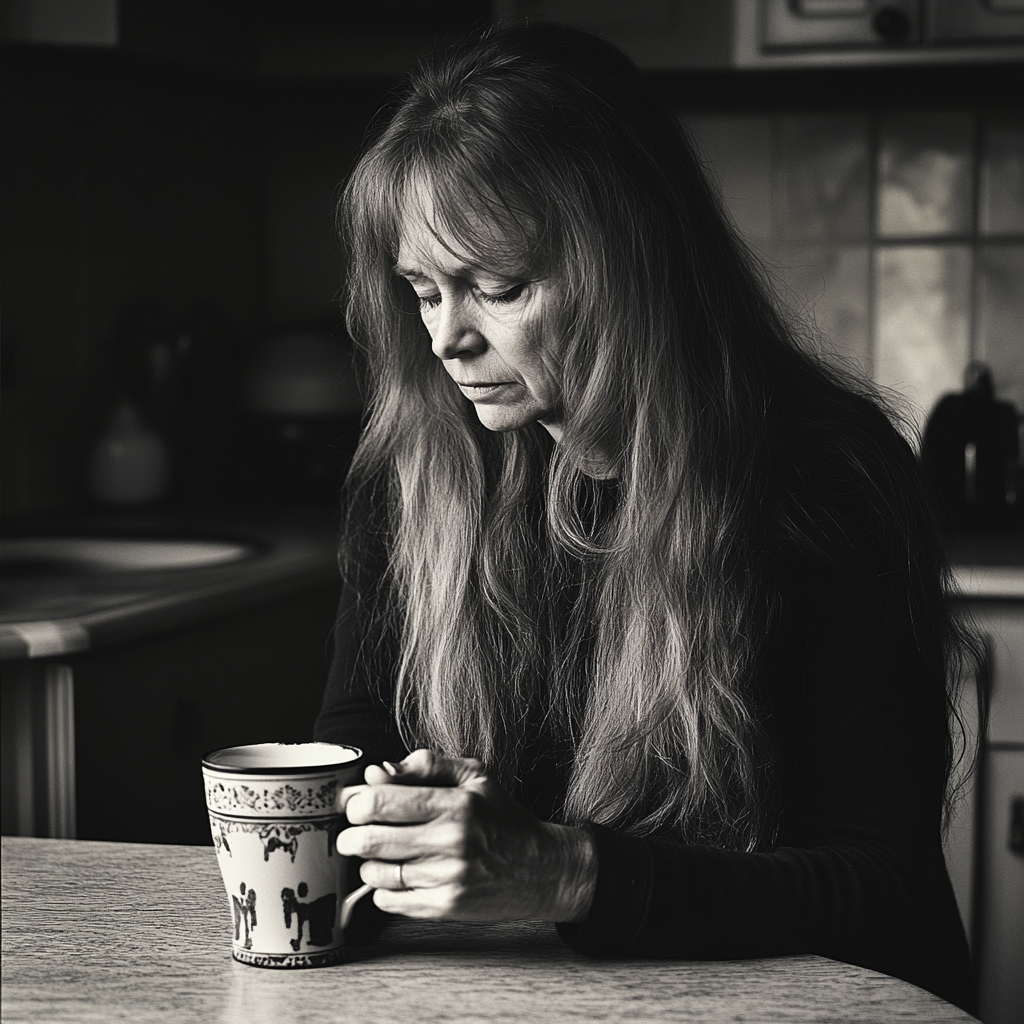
208,814,342,861
203,776,339,817
232,947,345,969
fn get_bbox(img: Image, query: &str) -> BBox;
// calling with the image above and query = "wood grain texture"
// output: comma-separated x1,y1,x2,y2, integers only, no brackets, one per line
1,837,977,1024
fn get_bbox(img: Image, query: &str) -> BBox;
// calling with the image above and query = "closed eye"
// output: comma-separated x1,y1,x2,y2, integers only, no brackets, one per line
482,283,527,305
416,293,442,311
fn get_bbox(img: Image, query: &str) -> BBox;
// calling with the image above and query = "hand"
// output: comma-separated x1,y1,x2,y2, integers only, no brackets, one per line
336,749,597,924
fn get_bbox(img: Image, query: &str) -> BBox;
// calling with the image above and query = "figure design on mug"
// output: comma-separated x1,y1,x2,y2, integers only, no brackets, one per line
262,835,299,862
281,882,337,950
211,820,232,857
232,882,258,949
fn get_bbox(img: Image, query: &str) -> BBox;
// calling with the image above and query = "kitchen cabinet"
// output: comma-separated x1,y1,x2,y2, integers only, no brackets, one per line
0,505,343,847
1,581,341,847
500,0,1024,70
945,587,1024,1024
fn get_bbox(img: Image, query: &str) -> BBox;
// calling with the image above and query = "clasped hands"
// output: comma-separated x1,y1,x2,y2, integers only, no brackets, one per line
336,749,596,924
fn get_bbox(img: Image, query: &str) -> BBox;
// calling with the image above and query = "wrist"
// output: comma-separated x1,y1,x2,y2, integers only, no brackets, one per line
543,823,598,924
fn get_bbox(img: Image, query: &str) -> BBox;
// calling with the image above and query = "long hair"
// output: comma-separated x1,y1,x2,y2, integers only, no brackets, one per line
337,23,974,849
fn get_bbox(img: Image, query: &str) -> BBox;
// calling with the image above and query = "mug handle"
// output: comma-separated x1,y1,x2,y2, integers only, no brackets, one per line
339,882,375,932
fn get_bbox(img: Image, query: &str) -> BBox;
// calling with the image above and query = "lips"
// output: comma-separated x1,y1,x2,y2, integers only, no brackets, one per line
457,382,511,399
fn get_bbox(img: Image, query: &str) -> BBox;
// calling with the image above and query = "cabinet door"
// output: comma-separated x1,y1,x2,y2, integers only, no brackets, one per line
977,748,1024,1024
962,600,1024,1024
944,649,982,943
73,582,340,846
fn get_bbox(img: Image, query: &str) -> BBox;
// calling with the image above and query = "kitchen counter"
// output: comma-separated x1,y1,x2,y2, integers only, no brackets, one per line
0,503,342,659
1,502,346,844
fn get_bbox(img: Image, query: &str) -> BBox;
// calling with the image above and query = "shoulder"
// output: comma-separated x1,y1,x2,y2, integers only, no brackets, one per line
766,384,951,661
776,387,934,563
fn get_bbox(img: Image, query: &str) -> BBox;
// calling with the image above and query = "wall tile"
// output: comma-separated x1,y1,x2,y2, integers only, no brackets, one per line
772,244,871,375
877,113,974,238
874,245,972,439
980,113,1024,237
686,114,772,243
976,243,1024,415
774,114,870,242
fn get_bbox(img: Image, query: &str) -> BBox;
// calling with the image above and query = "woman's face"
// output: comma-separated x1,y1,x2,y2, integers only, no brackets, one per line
396,206,564,440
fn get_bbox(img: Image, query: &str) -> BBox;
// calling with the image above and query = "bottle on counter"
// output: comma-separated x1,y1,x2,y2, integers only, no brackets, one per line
88,399,170,506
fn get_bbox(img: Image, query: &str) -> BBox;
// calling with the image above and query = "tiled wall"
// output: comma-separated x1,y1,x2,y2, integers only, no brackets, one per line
687,110,1024,442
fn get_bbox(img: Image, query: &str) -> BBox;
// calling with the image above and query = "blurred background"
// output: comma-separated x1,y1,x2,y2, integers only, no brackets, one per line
1,0,1022,517
1,4,1022,1021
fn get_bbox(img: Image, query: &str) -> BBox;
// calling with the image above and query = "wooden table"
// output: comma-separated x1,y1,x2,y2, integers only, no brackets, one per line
1,837,977,1024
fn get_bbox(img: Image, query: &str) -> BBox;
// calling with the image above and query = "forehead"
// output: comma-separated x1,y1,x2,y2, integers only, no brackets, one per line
394,178,533,278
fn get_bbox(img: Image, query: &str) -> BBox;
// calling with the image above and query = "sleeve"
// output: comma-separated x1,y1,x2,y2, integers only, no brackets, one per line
556,562,976,1016
313,482,407,944
313,482,407,768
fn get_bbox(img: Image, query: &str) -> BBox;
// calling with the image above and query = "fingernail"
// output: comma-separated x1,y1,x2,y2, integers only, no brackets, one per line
382,761,403,776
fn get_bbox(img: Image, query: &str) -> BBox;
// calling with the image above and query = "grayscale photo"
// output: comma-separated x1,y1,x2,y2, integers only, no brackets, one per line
2,3,1022,1023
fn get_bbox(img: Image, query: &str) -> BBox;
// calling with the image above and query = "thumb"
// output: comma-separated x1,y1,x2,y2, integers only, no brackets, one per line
384,748,488,787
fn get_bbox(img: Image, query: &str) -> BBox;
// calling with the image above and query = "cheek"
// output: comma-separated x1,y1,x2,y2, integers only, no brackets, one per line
533,330,563,395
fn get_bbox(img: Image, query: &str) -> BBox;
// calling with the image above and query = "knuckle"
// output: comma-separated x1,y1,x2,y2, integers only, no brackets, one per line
440,822,473,861
408,748,433,771
414,790,435,820
344,790,372,825
450,789,477,825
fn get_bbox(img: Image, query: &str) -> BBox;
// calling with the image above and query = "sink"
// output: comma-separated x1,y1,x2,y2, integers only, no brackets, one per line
0,507,339,659
2,536,256,575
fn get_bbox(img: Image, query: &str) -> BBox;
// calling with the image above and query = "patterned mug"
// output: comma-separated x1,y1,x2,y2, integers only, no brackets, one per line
202,742,372,968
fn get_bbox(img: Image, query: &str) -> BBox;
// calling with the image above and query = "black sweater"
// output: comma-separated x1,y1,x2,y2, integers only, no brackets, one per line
314,483,976,1016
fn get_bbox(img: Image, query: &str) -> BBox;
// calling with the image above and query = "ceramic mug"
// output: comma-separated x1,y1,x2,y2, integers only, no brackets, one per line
202,741,373,968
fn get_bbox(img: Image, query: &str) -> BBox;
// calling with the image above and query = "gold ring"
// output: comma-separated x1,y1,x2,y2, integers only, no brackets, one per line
396,861,406,890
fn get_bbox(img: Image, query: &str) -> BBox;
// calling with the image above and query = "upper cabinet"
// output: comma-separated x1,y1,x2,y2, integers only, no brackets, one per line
4,1,1022,77
500,0,1024,70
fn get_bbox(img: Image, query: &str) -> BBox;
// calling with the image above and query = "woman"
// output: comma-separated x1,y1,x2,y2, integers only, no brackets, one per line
315,22,978,1013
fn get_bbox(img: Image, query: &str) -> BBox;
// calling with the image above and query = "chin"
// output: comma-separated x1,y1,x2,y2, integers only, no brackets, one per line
474,415,531,433
472,408,542,434
471,399,563,439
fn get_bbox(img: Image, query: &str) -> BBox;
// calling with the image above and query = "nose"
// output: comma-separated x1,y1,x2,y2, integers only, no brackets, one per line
429,297,487,362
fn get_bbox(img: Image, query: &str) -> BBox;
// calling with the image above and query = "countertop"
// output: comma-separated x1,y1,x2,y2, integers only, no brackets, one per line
0,836,977,1024
0,503,341,660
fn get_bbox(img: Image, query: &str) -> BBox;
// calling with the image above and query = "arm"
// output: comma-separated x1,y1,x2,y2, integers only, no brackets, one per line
332,574,971,1010
313,480,406,767
558,568,974,1013
313,571,406,766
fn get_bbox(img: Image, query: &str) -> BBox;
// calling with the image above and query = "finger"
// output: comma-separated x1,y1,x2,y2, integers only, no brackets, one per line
359,855,464,892
359,859,408,891
363,764,392,786
343,783,470,826
337,820,461,861
372,883,464,920
337,784,371,816
388,749,487,788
